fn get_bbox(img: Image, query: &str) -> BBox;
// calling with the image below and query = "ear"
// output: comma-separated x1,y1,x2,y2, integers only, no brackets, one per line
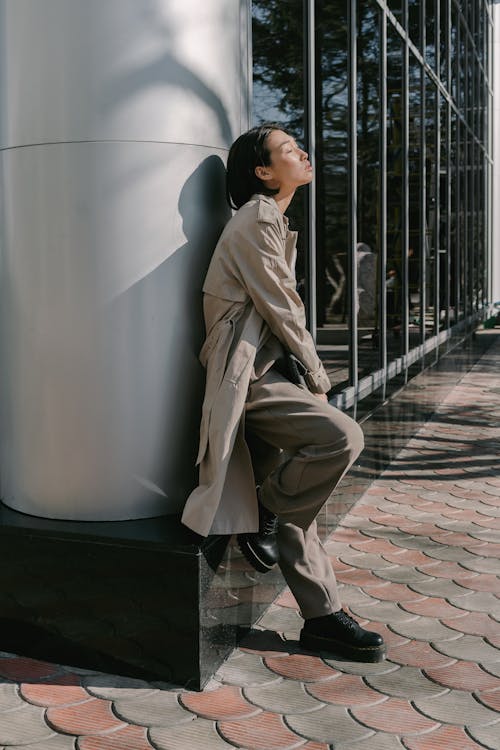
255,165,273,183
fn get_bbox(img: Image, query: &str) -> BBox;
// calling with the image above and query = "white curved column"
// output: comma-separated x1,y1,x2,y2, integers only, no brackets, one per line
0,0,250,520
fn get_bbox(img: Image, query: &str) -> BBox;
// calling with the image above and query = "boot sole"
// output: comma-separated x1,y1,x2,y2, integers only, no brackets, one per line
300,630,386,663
237,535,277,574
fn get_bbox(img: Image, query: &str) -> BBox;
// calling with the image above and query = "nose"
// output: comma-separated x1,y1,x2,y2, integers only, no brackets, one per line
300,148,308,160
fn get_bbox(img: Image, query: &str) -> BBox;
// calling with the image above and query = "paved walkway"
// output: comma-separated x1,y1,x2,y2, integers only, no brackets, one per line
1,334,500,749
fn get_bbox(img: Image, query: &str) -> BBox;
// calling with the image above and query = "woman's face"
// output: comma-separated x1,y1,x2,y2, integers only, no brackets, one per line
256,129,313,192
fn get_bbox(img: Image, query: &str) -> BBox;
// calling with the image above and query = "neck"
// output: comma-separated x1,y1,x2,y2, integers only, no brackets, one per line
272,187,296,214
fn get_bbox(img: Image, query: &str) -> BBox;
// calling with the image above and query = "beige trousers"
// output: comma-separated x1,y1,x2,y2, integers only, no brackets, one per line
245,368,364,619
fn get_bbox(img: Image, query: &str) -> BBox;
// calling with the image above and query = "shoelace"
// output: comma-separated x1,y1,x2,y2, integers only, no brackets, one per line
334,610,358,632
262,514,278,535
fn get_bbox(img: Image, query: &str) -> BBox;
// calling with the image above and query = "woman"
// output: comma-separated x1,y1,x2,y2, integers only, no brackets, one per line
182,124,385,662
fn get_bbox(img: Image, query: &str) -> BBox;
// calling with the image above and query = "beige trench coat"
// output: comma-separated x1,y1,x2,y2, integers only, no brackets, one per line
181,194,331,537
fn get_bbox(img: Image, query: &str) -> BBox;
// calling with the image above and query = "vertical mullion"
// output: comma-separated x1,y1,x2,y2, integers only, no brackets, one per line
348,0,358,389
445,101,452,329
434,90,441,341
305,0,317,340
420,64,426,347
402,0,410,365
380,9,387,379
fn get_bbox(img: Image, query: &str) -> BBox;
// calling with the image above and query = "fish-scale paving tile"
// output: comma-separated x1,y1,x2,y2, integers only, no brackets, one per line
150,716,233,750
365,665,449,699
416,559,479,581
400,596,467,619
217,650,283,687
442,611,500,637
46,698,127,736
323,658,400,677
264,654,340,683
389,615,464,643
402,724,491,750
362,582,423,603
0,683,27,712
476,689,500,712
408,577,472,599
374,566,435,585
0,658,62,682
415,690,500,727
387,640,456,669
77,725,153,750
0,704,59,746
348,600,420,625
389,535,443,553
419,544,480,563
380,548,436,567
351,696,440,735
432,634,500,663
83,674,157,701
112,692,193,728
257,604,303,637
180,685,260,721
465,541,500,557
339,552,398,571
305,672,386,706
448,591,500,617
337,567,388,588
285,704,375,745
335,585,379,607
468,723,500,750
424,660,500,692
219,710,312,750
20,675,89,708
459,556,500,575
244,680,324,715
4,735,77,750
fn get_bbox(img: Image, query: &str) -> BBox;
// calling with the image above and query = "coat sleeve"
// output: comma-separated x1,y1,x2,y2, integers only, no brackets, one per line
230,219,331,394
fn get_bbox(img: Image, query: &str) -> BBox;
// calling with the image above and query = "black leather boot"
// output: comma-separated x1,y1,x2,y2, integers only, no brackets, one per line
237,498,279,573
300,609,386,662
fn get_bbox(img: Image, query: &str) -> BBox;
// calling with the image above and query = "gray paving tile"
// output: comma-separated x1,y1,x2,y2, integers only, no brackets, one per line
421,545,480,562
339,734,406,750
336,585,380,606
324,658,401,676
435,519,485,534
389,616,464,643
374,566,434,584
365,665,449,699
481,662,500,678
448,591,500,617
415,690,500,727
83,674,157,701
432,634,500,663
469,529,500,543
2,736,77,750
216,651,282,687
467,723,500,750
339,552,398,570
113,692,193,728
244,680,324,715
285,703,375,744
408,578,473,599
459,556,500,574
348,600,419,625
389,535,443,552
150,717,233,750
257,604,303,637
0,684,26,713
0,705,55,746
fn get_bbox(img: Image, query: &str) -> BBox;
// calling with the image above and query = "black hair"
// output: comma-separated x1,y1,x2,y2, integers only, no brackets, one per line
226,123,282,210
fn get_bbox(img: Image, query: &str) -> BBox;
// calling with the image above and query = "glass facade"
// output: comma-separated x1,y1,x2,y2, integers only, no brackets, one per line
252,0,493,410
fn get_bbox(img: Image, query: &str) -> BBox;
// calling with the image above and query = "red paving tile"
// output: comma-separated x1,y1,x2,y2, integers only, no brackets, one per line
388,640,456,669
264,654,340,682
78,725,153,750
0,657,61,681
349,538,403,555
402,724,488,749
336,568,389,587
20,674,88,707
180,685,261,720
306,673,386,706
351,697,440,734
424,661,500,692
452,573,500,593
275,590,299,609
47,698,126,736
399,597,467,619
464,541,500,556
441,611,500,637
476,689,500,712
362,582,423,602
416,560,479,580
381,548,436,566
218,711,304,750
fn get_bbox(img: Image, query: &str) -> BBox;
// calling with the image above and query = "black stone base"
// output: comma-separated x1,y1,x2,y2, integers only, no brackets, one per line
0,506,242,690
